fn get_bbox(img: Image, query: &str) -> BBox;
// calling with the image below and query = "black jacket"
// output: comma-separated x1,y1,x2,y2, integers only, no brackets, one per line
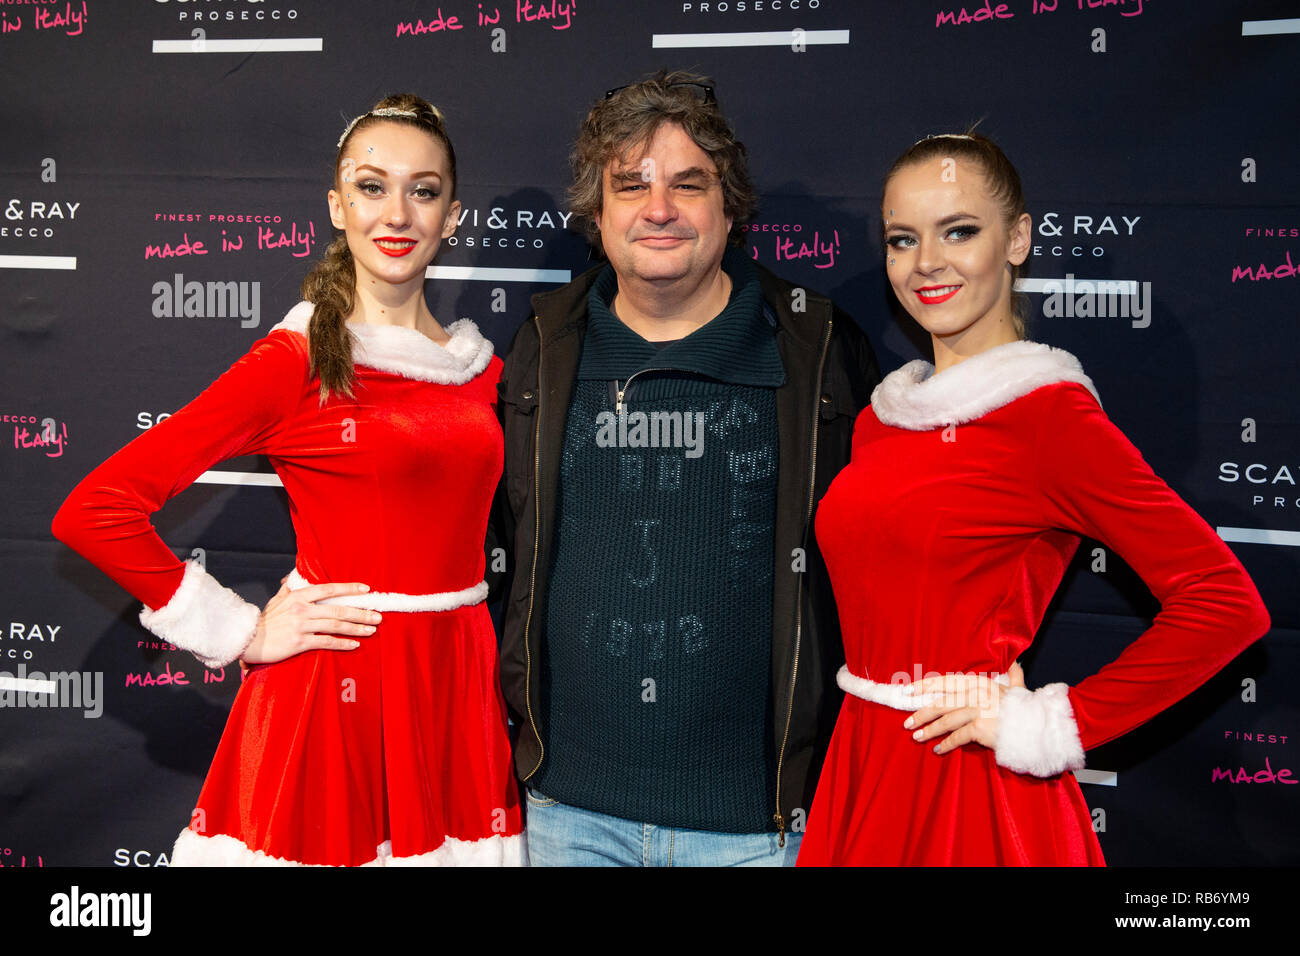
491,261,880,840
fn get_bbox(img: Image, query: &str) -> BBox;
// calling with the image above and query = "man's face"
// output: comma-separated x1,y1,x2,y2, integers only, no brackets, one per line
594,122,733,290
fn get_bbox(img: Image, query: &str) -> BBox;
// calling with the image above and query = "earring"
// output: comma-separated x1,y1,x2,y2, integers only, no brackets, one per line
888,257,895,265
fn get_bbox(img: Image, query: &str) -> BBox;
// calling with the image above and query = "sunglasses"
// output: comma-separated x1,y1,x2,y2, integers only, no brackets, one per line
604,81,717,104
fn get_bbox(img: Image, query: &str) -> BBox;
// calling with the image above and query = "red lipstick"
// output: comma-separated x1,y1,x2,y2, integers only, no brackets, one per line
915,285,960,305
374,237,417,258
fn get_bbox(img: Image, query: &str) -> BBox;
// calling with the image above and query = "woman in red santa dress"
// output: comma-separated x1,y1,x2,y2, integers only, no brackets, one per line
52,94,523,866
797,133,1270,866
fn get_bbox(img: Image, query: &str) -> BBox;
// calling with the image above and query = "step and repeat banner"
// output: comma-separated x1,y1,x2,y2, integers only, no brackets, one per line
1,1,1297,867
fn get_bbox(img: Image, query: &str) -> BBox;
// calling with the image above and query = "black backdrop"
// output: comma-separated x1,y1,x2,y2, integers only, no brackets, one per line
2,0,1297,868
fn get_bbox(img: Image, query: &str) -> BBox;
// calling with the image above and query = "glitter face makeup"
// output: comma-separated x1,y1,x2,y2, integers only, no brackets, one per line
328,122,461,290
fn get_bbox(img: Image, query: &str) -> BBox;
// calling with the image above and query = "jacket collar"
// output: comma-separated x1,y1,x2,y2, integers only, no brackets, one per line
530,263,601,341
871,339,1100,431
273,301,494,385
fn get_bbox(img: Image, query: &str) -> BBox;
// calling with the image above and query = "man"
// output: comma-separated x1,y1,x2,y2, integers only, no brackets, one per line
493,70,880,865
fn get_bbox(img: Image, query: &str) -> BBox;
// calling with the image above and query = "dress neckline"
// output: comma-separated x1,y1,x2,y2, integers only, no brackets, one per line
272,301,494,386
870,339,1100,431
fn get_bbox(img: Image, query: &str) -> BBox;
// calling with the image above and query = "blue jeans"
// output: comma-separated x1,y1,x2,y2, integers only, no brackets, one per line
524,789,801,867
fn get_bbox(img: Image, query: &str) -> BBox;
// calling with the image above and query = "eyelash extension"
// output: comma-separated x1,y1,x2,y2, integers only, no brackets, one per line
355,180,441,199
884,225,980,248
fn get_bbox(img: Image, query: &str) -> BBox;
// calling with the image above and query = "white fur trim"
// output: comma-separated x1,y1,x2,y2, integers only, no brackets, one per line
273,301,494,385
838,665,935,711
171,827,524,867
994,683,1086,778
138,560,259,669
871,340,1101,431
283,568,488,612
837,664,1009,712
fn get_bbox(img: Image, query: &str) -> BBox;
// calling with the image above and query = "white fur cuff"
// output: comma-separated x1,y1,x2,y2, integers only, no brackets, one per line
138,560,259,669
995,683,1086,777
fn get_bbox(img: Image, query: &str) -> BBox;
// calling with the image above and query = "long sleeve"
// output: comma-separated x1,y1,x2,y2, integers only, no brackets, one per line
52,330,310,666
1030,383,1271,752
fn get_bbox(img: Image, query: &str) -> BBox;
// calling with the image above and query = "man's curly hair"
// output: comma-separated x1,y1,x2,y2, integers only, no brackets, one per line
569,69,757,249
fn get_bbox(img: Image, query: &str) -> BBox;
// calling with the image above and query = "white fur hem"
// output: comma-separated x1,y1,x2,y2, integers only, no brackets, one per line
284,568,488,612
994,683,1086,777
273,301,494,385
138,560,258,669
871,340,1101,431
170,827,524,867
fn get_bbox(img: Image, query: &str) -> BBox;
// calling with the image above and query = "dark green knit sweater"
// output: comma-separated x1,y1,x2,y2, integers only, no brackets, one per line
535,250,786,832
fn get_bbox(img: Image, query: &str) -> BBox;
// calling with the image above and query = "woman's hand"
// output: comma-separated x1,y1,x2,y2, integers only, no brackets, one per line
902,662,1027,754
240,578,380,665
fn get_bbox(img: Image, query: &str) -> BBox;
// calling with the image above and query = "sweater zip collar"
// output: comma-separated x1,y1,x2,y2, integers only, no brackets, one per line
577,248,786,389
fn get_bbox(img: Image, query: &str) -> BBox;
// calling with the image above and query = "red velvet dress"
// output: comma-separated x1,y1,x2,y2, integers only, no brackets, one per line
797,341,1269,866
52,302,523,866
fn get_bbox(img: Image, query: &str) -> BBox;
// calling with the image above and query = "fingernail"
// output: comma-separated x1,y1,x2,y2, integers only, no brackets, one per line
903,717,914,729
365,626,376,633
933,745,942,754
350,641,361,648
359,584,370,592
912,730,923,741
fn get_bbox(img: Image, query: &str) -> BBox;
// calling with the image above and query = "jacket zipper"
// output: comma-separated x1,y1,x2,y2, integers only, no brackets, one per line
773,316,832,848
522,315,545,780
